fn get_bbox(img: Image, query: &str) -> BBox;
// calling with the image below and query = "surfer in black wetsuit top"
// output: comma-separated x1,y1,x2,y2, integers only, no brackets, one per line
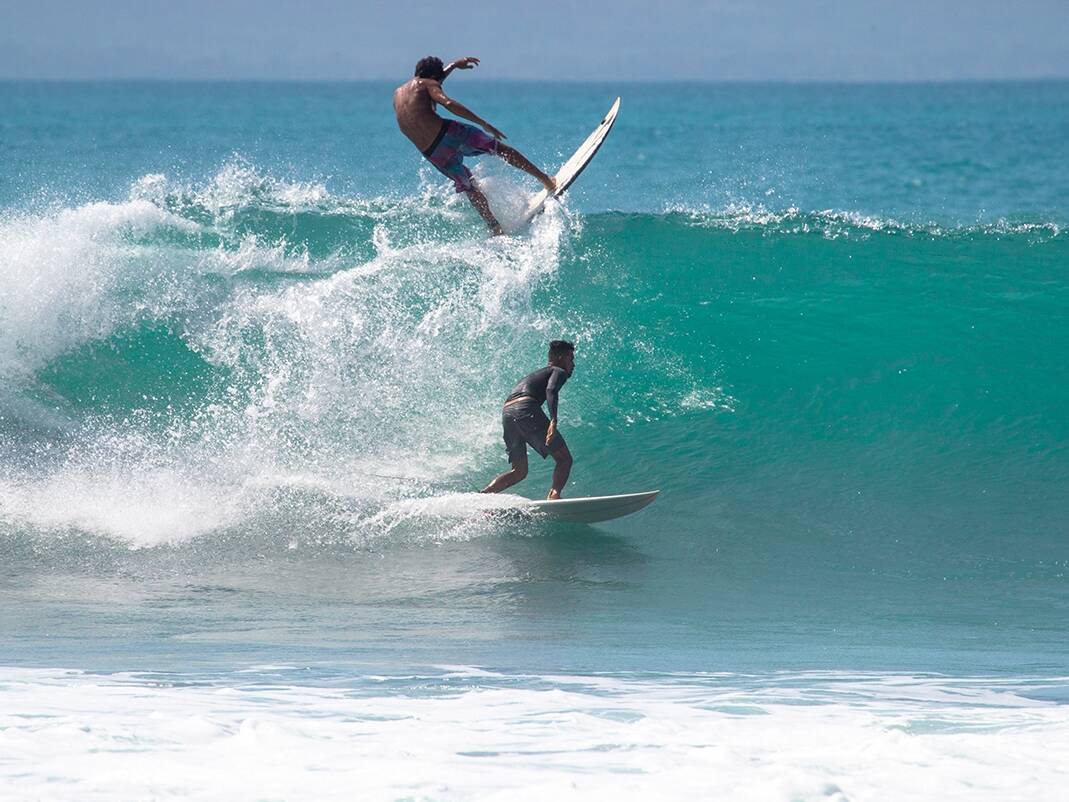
482,340,575,499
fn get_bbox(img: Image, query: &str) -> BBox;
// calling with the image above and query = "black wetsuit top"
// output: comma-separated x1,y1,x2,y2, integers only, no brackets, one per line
505,366,569,419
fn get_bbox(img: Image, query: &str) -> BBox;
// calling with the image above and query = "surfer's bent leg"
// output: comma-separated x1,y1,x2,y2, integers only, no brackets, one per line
481,456,528,493
422,122,501,232
482,407,531,492
424,122,551,228
547,443,572,500
495,144,556,192
450,122,552,191
466,184,503,235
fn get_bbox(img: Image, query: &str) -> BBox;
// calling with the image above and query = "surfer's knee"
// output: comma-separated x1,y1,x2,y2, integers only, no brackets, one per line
511,461,529,480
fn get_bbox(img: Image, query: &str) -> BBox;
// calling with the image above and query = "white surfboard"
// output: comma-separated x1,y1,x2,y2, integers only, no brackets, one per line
515,97,621,228
524,490,658,524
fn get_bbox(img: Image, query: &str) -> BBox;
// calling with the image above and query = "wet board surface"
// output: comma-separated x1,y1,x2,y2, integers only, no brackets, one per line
522,490,659,523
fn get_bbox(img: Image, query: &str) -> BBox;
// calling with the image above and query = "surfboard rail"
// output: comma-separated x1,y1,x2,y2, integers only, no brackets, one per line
524,489,659,524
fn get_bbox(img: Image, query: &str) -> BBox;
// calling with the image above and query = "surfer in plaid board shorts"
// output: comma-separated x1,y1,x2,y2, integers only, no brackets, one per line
394,56,556,234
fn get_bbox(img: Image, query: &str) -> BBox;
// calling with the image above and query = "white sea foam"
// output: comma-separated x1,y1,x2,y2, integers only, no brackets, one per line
0,163,726,546
664,201,1065,240
1,667,1066,801
0,199,196,377
665,201,907,238
0,176,349,382
0,456,242,546
0,165,577,546
358,492,530,544
131,159,331,216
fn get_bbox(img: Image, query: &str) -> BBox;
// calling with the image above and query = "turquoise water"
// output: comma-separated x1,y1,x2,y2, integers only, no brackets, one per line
1,81,1068,799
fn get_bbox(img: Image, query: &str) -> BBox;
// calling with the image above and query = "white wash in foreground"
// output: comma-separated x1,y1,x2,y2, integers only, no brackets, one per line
1,668,1066,802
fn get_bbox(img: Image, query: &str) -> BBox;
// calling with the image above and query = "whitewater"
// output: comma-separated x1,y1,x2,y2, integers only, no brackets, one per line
1,81,1068,800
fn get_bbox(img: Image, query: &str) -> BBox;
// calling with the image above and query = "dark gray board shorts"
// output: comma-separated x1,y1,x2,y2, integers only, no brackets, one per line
502,401,566,463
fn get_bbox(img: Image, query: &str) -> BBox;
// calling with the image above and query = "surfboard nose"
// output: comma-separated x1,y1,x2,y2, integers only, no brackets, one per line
514,97,621,230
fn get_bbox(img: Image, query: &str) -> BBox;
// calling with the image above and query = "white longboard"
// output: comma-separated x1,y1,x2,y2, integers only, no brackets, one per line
524,490,659,524
515,97,621,228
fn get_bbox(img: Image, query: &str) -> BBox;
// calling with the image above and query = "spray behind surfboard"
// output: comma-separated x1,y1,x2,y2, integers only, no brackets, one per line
0,162,718,548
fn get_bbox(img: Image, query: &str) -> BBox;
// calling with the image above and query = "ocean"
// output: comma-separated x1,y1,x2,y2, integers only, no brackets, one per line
1,80,1067,800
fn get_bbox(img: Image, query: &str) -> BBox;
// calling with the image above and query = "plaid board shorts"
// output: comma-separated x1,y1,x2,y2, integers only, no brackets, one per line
422,120,500,193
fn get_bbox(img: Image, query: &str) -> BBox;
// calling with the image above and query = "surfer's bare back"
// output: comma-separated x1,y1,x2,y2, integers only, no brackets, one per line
393,56,556,235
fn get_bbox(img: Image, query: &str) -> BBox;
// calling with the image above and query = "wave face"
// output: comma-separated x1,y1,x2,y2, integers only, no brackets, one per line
2,83,1068,678
1,165,1065,567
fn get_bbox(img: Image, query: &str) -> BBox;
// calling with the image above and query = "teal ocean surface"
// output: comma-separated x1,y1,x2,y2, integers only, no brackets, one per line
1,82,1067,799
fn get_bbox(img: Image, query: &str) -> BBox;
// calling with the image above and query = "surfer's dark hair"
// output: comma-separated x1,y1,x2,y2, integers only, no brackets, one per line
414,56,445,81
548,340,575,360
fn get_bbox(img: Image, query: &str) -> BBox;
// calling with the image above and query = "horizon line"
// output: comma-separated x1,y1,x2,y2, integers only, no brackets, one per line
2,76,1069,86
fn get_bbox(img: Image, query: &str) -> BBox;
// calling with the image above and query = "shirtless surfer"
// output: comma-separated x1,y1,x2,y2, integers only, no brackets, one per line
394,56,556,234
482,340,575,499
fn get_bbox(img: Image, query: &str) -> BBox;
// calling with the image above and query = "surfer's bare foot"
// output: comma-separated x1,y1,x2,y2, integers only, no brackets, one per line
541,175,557,192
547,489,562,500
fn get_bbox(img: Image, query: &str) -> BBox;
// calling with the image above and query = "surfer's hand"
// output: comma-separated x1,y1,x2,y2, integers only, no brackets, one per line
451,57,480,70
484,123,507,141
546,420,557,447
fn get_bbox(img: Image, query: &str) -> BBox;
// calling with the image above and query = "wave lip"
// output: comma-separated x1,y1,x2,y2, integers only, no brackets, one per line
0,199,197,379
663,201,1065,240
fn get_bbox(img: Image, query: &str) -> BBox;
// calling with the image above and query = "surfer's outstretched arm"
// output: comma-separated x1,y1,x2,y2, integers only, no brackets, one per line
426,83,507,140
442,56,480,81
